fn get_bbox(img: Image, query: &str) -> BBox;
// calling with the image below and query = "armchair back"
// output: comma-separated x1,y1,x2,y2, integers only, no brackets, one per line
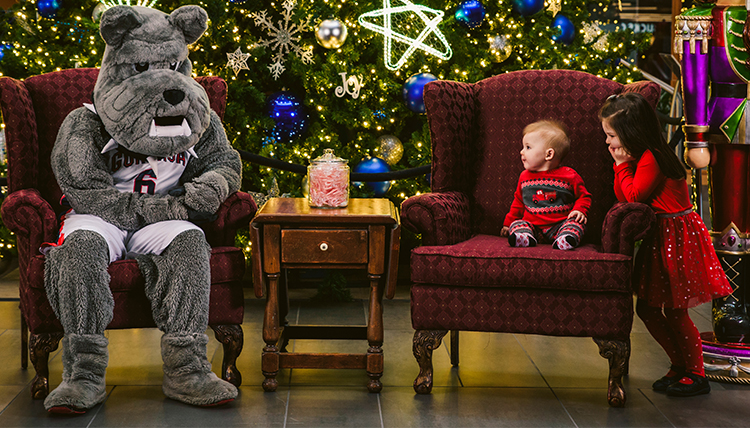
424,69,660,243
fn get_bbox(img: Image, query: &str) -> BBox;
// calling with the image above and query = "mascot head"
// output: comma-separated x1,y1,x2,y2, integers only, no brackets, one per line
94,5,209,157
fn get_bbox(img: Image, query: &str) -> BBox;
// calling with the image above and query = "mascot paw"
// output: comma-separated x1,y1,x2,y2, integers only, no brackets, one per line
44,334,108,415
161,333,238,406
44,381,107,415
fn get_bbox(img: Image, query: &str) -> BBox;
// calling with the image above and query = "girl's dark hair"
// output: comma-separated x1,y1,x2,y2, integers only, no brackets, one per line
599,92,685,180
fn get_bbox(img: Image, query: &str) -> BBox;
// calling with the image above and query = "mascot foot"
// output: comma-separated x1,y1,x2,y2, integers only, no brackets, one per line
161,333,238,406
44,334,108,414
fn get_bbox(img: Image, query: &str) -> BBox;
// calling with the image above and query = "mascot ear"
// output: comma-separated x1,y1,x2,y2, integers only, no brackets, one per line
99,5,142,47
169,6,208,45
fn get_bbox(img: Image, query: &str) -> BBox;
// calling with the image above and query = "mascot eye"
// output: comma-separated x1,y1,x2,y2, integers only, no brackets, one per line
169,61,181,71
134,62,150,73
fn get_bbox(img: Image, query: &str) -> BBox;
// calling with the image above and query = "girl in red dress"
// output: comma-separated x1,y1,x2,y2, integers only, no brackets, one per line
600,93,732,397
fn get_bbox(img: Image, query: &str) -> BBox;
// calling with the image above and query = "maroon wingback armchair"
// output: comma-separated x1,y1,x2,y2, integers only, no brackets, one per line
401,69,659,407
0,68,256,399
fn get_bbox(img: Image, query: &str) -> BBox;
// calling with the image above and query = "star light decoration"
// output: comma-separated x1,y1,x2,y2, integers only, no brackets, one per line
226,47,251,76
251,0,314,80
547,0,562,17
358,0,452,71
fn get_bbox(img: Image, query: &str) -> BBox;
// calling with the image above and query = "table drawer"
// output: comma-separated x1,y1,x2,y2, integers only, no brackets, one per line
281,229,368,264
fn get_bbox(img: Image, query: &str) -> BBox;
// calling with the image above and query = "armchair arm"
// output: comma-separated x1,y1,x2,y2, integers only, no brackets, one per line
601,202,656,256
200,191,258,247
0,188,58,260
401,191,472,246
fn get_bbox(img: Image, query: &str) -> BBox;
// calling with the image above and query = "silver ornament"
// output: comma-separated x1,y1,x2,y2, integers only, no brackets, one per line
489,35,512,63
92,2,107,23
374,135,404,165
315,19,348,49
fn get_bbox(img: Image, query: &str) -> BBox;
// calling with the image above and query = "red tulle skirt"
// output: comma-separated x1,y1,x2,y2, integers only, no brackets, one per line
635,210,732,308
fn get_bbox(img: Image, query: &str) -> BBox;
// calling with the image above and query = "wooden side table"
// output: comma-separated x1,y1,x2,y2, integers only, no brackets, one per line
250,198,400,392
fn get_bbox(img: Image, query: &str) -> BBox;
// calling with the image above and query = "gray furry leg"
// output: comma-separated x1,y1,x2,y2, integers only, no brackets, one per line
135,229,211,334
44,334,108,414
44,229,114,335
161,333,238,406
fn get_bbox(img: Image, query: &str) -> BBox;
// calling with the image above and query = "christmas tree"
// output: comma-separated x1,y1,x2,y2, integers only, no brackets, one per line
0,0,651,257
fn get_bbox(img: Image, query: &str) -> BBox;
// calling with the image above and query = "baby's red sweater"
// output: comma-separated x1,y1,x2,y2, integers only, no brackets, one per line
503,166,591,228
613,150,691,214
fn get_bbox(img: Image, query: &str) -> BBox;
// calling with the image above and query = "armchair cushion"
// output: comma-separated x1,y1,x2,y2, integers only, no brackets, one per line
411,235,632,293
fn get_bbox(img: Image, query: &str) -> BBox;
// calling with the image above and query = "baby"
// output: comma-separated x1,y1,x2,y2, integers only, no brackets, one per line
501,120,591,250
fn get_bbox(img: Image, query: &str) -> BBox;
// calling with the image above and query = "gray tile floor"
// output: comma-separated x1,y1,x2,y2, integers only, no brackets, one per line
1,265,750,427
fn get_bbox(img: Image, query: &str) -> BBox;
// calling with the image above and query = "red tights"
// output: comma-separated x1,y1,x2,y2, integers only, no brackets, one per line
635,300,705,376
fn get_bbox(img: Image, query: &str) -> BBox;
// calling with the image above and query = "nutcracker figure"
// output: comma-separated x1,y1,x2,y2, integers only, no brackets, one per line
676,0,750,380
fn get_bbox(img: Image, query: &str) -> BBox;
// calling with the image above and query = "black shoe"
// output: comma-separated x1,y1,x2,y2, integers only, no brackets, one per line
665,372,711,397
652,367,684,392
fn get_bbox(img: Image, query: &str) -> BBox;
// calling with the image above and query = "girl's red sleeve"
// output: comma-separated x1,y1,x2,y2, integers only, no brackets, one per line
613,150,664,203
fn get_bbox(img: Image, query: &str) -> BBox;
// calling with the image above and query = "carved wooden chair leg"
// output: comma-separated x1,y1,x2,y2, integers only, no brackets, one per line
449,330,459,367
593,337,629,407
210,324,244,388
413,329,448,394
29,332,64,399
21,313,28,369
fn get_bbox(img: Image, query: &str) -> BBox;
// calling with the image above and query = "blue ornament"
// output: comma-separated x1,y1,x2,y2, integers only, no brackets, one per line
266,91,309,142
0,44,10,62
551,14,575,45
512,0,543,17
455,0,485,29
37,0,62,19
353,156,391,197
403,72,437,114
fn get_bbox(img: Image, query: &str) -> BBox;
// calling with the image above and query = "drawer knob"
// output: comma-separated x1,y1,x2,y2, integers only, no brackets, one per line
319,242,329,251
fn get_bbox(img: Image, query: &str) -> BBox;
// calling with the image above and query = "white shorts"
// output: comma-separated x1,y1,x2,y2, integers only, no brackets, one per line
48,210,203,264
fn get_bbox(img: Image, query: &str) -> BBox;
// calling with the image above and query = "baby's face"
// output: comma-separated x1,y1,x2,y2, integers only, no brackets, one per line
520,132,552,172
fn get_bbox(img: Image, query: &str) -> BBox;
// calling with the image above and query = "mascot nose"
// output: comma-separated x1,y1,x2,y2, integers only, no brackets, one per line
163,89,185,106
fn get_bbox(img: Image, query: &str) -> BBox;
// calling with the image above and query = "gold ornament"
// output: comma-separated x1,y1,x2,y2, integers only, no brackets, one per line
315,19,348,49
547,0,561,17
489,35,512,63
374,135,404,165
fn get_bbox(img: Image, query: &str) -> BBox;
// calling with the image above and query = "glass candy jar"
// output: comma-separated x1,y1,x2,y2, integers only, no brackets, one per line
308,148,349,208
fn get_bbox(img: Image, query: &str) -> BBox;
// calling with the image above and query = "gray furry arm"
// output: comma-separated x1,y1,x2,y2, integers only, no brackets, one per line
180,111,242,215
52,108,189,230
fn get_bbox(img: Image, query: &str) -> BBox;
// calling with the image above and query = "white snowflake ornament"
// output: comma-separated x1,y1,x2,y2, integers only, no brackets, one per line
226,48,251,76
251,0,314,80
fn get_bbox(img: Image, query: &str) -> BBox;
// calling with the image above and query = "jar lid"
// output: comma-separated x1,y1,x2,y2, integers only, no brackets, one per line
310,148,348,165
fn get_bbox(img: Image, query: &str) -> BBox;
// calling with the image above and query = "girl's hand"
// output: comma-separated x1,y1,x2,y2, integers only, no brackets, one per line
568,210,587,224
501,226,509,237
608,145,636,165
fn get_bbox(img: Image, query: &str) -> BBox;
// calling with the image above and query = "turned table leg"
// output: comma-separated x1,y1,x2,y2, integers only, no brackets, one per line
366,274,384,393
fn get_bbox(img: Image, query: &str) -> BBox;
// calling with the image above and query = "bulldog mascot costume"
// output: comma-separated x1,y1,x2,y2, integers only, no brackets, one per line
42,5,241,413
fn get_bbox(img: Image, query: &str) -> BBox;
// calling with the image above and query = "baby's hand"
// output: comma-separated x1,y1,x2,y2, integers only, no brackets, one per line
501,226,510,237
568,210,587,224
